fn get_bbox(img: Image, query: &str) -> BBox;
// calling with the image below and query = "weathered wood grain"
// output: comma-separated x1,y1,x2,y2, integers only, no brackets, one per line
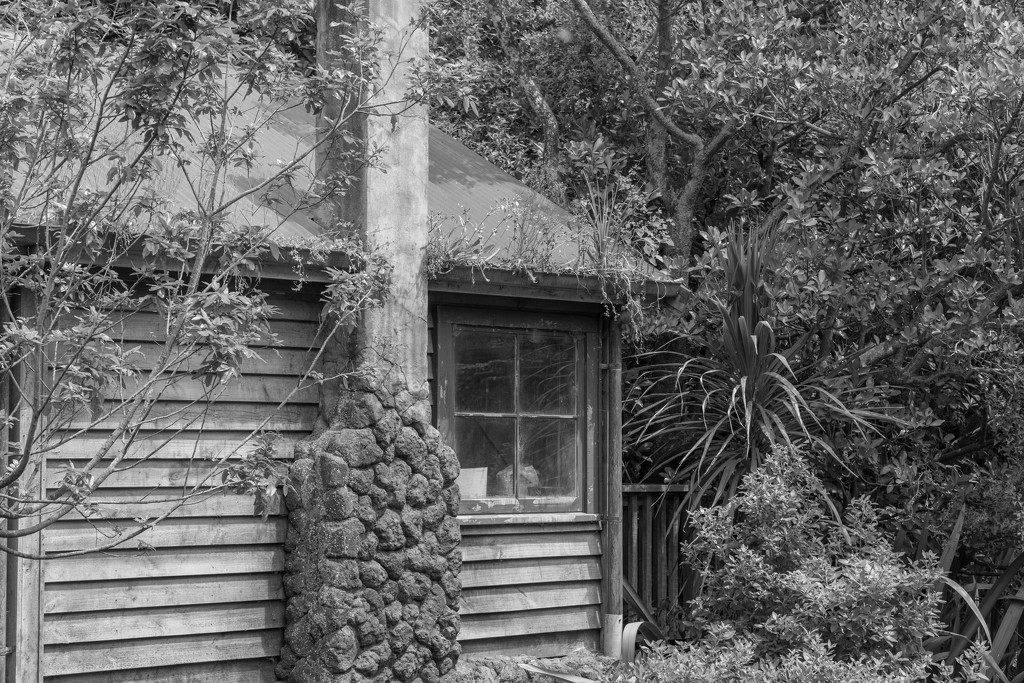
459,582,601,615
44,574,283,614
59,490,282,520
62,401,316,432
77,310,323,348
43,658,278,683
459,533,600,562
43,546,284,582
47,459,222,490
459,630,600,658
44,602,285,645
44,432,300,461
43,630,283,676
50,342,318,376
34,299,319,680
44,517,287,552
264,295,324,322
457,515,601,534
107,375,319,404
460,605,602,640
460,557,602,589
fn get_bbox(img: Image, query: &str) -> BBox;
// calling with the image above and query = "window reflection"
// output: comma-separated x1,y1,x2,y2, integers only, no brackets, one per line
454,329,514,413
520,332,576,415
452,325,580,507
454,416,514,498
520,418,576,497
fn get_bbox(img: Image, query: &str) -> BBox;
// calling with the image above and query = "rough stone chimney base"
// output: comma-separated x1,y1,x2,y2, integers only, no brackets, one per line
279,371,461,682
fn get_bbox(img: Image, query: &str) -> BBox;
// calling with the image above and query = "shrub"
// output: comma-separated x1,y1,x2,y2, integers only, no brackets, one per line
602,446,992,682
683,446,943,665
608,636,935,683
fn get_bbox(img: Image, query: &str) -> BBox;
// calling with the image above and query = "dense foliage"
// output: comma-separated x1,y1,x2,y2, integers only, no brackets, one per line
602,447,989,683
682,448,943,663
0,0,390,556
427,0,1024,582
428,0,1024,671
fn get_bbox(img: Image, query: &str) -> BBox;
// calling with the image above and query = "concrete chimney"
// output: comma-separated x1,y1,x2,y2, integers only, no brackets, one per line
315,0,429,387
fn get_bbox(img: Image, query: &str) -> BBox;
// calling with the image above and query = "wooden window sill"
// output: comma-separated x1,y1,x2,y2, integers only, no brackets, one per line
457,512,600,526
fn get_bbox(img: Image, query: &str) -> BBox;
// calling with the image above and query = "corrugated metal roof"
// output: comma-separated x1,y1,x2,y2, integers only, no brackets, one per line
426,128,582,270
13,96,584,267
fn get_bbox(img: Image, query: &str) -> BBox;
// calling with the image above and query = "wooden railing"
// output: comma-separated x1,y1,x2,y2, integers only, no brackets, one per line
621,484,690,616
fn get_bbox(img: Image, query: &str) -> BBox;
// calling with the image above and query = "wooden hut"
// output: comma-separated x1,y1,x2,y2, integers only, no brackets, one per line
4,121,679,680
4,8,678,676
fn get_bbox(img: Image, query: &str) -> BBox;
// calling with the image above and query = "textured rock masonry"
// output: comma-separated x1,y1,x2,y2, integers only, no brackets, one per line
280,372,462,682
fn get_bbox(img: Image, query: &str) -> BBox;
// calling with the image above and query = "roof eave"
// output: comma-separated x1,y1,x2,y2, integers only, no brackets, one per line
7,223,349,283
428,265,688,307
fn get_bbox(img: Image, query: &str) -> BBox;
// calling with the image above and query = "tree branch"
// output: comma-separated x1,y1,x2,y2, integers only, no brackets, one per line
981,93,1024,232
568,0,704,150
644,0,673,204
483,1,561,173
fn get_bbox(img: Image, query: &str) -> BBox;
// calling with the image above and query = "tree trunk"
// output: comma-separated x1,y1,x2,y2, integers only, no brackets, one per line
484,1,562,193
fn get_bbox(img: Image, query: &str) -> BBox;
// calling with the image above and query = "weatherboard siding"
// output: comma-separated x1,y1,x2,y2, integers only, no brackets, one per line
34,289,611,676
457,517,604,657
39,293,321,682
429,294,610,658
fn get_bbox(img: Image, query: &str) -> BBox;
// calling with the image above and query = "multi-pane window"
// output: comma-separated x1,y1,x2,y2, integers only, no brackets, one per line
437,309,596,514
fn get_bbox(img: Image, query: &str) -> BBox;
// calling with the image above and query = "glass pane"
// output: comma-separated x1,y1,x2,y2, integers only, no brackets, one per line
520,418,577,497
520,331,576,415
454,416,515,498
454,328,514,413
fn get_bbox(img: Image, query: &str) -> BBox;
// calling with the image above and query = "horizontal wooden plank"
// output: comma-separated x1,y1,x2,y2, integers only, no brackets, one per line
432,275,615,307
622,484,690,494
44,546,284,582
457,515,601,533
81,310,324,348
108,375,319,404
44,602,285,645
460,533,600,562
43,629,283,676
461,557,601,589
44,573,283,614
51,342,318,376
44,432,300,461
460,582,601,615
460,630,600,658
97,249,344,285
460,605,601,640
58,294,322,323
63,490,282,520
64,401,317,432
44,658,278,683
45,517,287,552
48,459,223,490
265,294,324,322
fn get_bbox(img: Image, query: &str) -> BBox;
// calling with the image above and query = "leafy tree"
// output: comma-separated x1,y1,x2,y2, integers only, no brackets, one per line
429,0,1024,569
0,0,393,557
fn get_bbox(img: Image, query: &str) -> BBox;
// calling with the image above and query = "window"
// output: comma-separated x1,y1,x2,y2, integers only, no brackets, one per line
437,308,598,514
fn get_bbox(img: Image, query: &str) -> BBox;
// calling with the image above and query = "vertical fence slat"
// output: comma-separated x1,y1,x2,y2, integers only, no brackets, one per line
640,492,650,609
622,485,690,617
667,490,682,602
626,493,634,589
654,495,666,607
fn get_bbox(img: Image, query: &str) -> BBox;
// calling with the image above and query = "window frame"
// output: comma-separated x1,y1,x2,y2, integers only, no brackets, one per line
436,306,600,515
